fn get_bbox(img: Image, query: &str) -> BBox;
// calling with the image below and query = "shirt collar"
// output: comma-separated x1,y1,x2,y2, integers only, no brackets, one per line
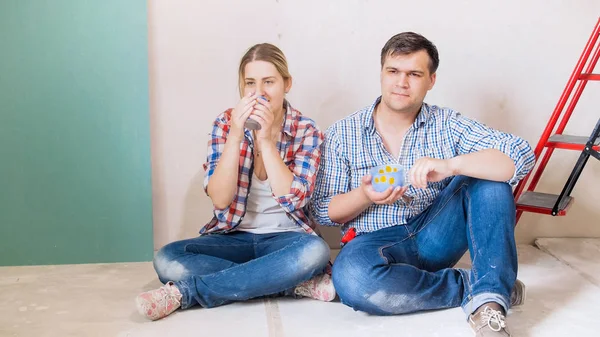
282,100,294,137
364,96,429,134
414,103,430,128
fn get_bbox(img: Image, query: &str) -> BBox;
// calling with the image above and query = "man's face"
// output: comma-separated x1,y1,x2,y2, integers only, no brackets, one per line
380,50,436,115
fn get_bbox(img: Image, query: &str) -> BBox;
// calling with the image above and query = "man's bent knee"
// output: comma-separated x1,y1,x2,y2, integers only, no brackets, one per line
333,245,421,315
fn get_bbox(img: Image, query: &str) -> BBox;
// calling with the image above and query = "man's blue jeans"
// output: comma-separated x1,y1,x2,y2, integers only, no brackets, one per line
154,231,330,309
332,176,518,318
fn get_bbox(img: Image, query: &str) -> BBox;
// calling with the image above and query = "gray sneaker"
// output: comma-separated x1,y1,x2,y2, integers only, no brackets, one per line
469,305,511,336
510,279,526,307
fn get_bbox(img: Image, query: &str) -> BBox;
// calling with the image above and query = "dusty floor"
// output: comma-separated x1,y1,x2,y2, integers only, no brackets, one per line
1,239,599,337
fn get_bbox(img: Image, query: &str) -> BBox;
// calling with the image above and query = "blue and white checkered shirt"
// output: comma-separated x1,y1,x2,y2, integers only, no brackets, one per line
311,97,535,236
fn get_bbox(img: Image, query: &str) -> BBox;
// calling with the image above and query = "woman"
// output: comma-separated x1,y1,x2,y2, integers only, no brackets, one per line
136,43,334,321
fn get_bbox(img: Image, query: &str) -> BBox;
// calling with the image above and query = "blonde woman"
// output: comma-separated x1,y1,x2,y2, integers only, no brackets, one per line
136,43,334,321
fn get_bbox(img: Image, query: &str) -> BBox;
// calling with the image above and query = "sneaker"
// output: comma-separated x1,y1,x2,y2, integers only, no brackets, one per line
510,279,526,307
469,304,511,337
136,281,182,320
294,273,336,302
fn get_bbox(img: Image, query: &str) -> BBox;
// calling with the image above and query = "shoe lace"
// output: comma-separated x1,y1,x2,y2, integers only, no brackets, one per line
162,283,181,312
480,307,507,332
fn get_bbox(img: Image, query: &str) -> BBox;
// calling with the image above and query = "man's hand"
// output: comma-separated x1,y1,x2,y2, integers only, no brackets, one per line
327,173,411,224
408,157,455,189
360,175,409,205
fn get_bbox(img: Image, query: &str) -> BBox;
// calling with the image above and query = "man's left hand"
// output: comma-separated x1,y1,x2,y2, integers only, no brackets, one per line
408,157,456,189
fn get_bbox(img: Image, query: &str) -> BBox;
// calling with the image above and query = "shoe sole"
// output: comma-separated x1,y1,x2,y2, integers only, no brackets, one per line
511,279,526,307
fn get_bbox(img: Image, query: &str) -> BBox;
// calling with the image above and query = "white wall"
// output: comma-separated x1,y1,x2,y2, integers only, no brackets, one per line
149,0,600,249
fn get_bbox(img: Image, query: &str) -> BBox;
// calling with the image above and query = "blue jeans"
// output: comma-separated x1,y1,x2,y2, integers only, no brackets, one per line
153,231,330,309
332,176,517,318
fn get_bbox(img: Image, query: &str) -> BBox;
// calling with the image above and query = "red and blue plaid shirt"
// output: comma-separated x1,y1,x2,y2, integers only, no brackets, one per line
200,102,324,235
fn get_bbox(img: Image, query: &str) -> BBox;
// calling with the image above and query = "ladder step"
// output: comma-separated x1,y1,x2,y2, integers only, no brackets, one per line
579,73,600,80
546,134,600,151
516,191,574,216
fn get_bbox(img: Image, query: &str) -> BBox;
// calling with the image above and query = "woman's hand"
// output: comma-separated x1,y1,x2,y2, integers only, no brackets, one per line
229,92,258,140
250,96,275,141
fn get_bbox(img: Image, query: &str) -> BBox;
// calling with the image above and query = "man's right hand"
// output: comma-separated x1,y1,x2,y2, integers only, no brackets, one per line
229,92,258,140
360,174,409,205
327,174,410,224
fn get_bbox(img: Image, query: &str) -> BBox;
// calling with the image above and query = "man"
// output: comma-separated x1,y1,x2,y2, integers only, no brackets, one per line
311,32,535,336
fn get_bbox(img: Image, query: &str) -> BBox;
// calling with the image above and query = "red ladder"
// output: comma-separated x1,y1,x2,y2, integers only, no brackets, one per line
514,17,600,224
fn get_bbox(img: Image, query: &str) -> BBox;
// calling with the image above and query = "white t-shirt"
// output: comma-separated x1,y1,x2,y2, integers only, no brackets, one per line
237,174,302,234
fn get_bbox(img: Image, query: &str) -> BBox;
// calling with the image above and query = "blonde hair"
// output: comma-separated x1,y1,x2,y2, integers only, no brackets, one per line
238,43,291,97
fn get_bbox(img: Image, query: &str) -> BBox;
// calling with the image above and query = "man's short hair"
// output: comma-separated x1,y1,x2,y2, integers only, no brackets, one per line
381,32,439,74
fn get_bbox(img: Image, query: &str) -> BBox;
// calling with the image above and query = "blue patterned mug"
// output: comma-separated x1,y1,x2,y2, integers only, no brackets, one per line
370,164,405,192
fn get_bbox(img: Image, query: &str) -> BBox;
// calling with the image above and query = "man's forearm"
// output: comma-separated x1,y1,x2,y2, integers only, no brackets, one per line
449,149,516,182
328,187,373,224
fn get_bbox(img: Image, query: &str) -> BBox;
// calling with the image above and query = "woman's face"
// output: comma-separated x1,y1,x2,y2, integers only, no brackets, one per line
242,60,291,117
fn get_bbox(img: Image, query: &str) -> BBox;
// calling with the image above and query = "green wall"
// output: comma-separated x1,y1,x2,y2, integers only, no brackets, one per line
0,0,153,265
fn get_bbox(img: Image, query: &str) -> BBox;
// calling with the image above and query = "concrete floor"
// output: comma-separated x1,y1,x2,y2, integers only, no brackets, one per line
2,240,600,337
